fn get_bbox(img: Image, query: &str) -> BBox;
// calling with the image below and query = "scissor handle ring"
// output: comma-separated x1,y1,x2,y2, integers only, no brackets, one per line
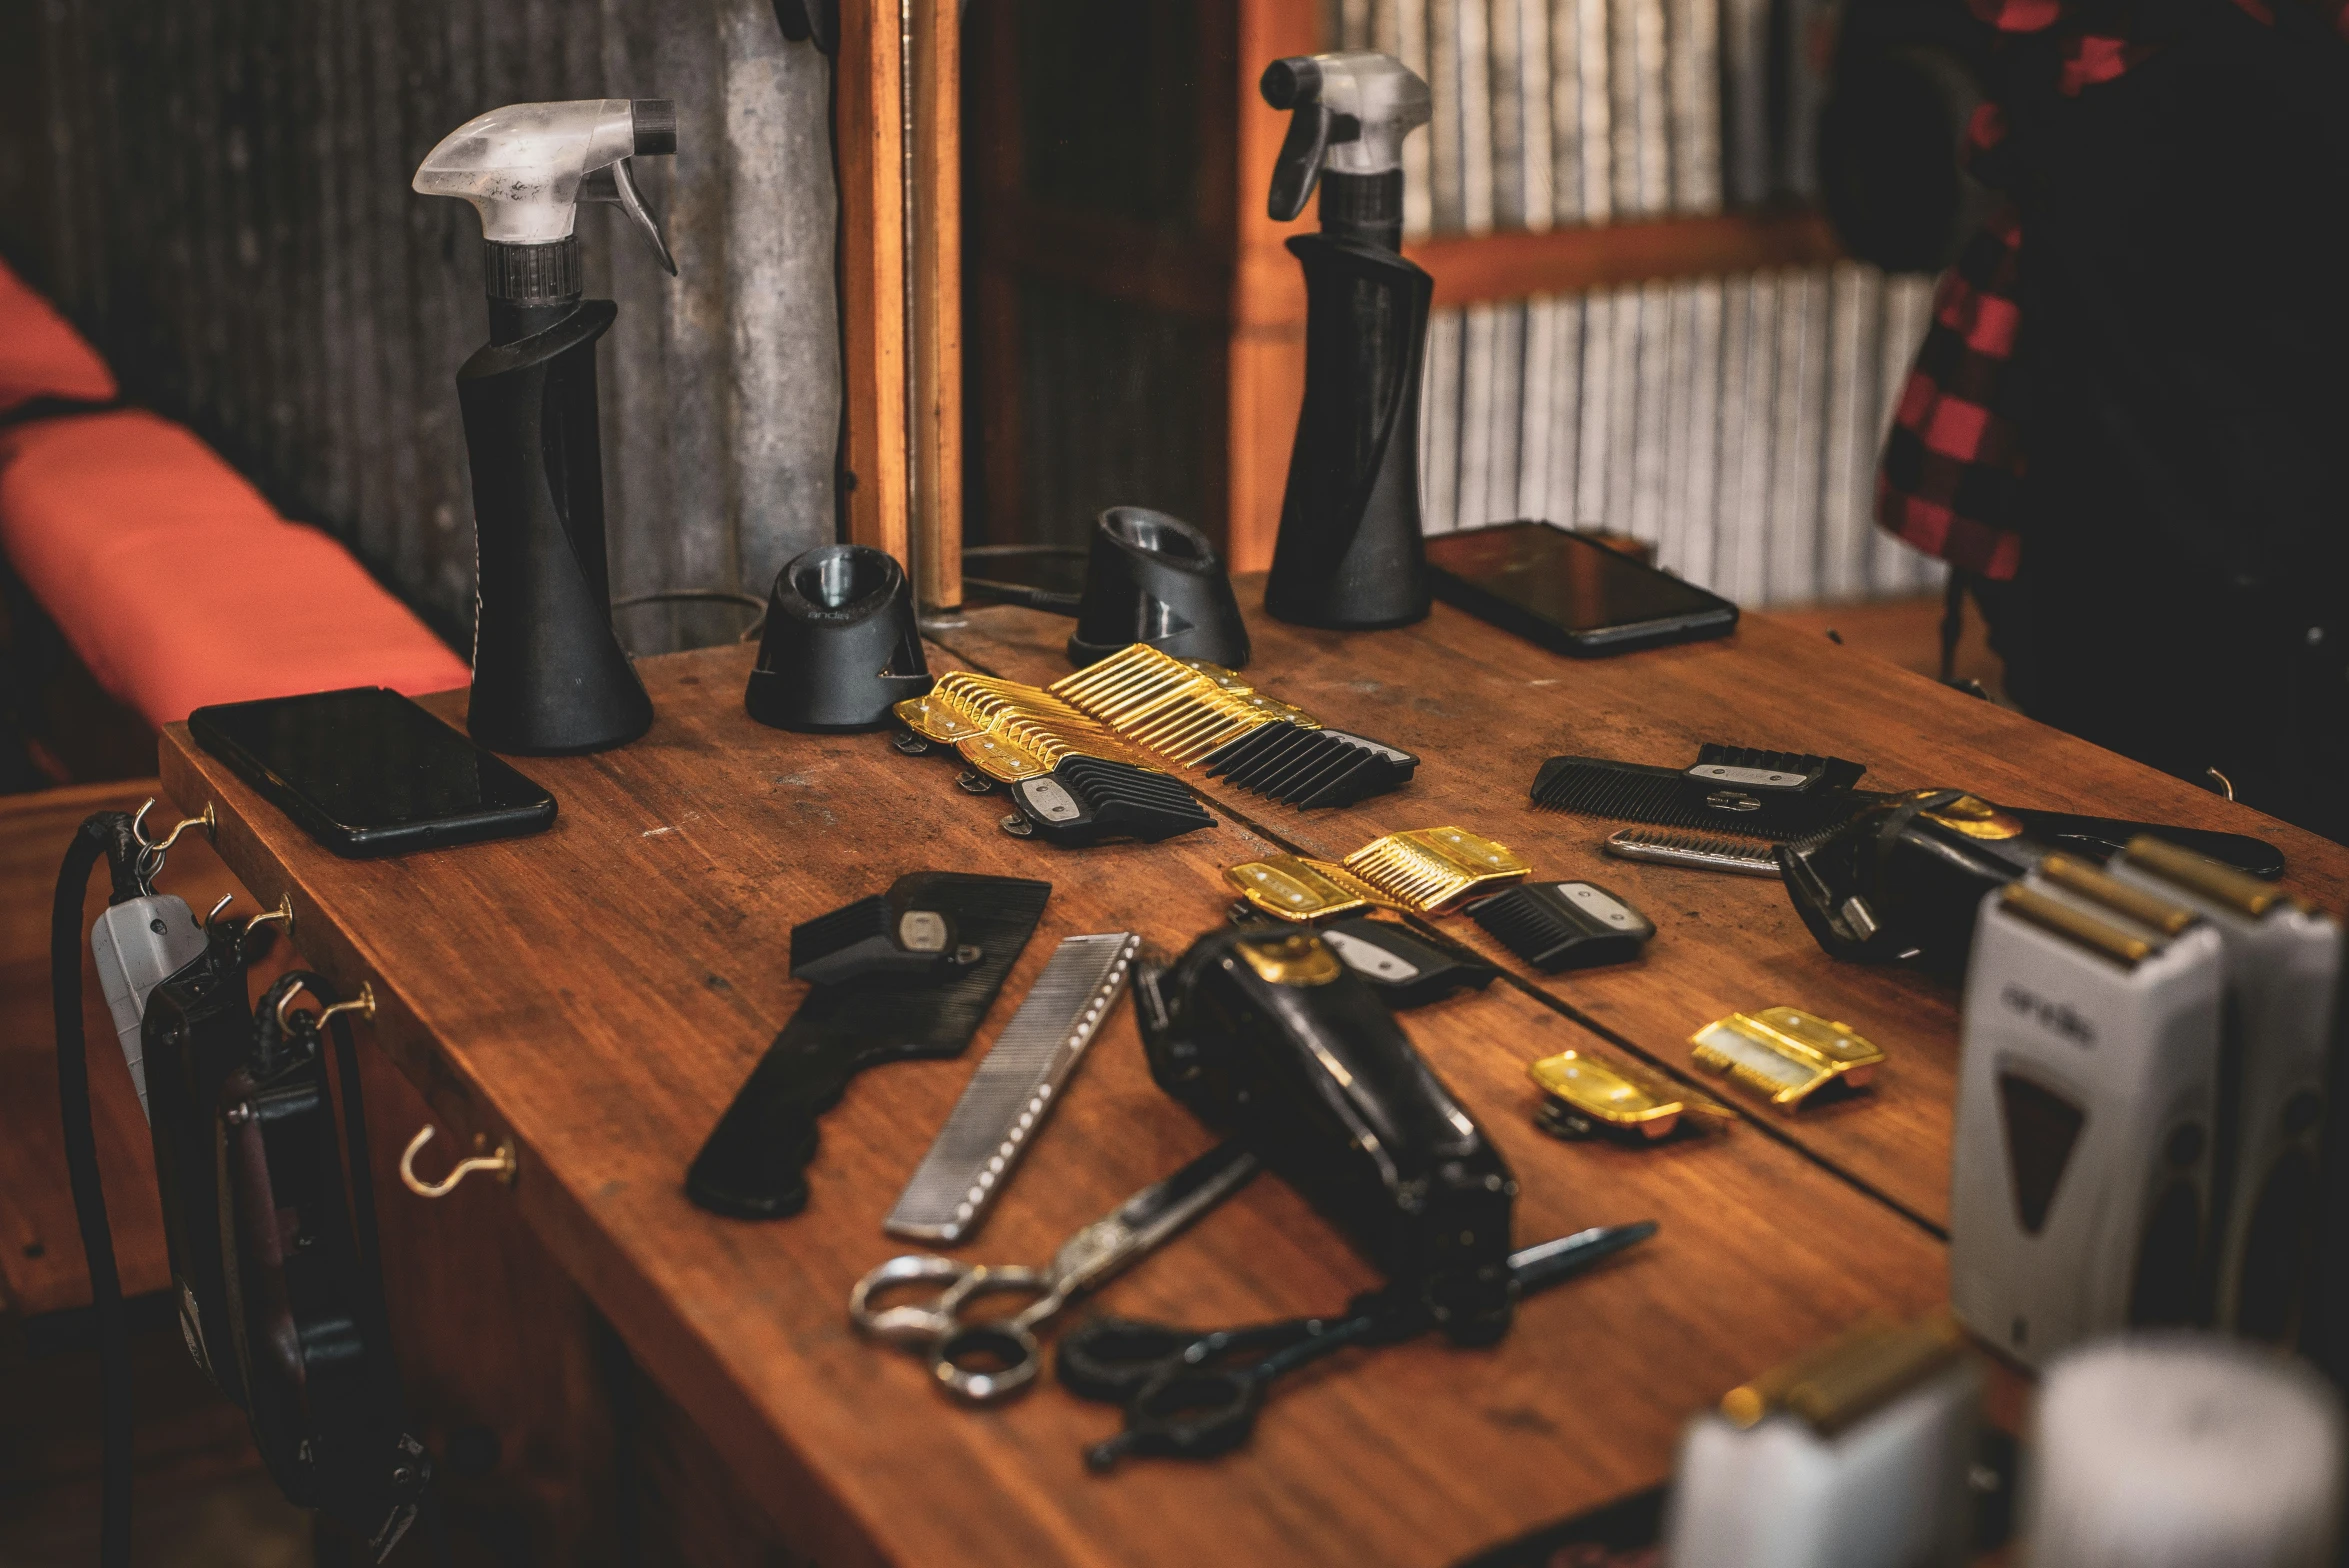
849,1254,968,1345
932,1319,1045,1404
935,1263,1056,1323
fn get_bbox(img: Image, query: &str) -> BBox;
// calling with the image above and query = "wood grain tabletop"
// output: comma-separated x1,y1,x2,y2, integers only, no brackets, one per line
934,588,2349,1231
159,638,1954,1568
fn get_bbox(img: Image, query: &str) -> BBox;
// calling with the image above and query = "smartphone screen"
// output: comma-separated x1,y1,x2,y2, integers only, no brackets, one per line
1425,522,1738,655
191,687,556,857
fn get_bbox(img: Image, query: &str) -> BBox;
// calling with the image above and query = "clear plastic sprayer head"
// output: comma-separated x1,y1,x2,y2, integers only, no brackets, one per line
414,98,677,274
1259,53,1431,221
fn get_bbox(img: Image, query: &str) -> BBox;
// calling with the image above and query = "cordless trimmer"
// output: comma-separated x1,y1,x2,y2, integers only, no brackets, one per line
414,99,678,754
1259,54,1435,630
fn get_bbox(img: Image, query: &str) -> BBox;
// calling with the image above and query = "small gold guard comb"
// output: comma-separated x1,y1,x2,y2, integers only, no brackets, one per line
1689,1006,1885,1108
1225,826,1530,920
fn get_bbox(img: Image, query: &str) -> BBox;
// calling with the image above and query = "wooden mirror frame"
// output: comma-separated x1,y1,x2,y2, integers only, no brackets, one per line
837,0,961,611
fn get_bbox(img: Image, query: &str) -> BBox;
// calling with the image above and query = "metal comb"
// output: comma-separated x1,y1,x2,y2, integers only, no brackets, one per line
884,932,1141,1243
1604,827,1783,877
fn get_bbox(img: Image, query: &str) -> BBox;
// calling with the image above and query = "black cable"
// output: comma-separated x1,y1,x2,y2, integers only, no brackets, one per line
51,812,143,1568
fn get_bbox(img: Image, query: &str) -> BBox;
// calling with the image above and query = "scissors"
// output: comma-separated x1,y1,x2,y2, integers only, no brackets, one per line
849,1140,1261,1403
1057,1219,1659,1469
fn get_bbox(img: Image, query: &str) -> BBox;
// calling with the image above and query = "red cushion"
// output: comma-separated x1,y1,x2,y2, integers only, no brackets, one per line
0,257,117,412
0,410,470,727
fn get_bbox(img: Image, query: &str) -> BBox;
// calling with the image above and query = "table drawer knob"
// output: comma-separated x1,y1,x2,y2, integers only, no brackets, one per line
399,1124,518,1198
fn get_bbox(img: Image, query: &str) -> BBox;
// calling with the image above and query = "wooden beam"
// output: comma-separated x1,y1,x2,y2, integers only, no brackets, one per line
836,0,910,567
1222,0,1323,574
1407,208,1845,307
908,0,961,609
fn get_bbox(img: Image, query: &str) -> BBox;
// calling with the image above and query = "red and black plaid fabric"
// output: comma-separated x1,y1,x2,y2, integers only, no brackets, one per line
1874,0,2346,579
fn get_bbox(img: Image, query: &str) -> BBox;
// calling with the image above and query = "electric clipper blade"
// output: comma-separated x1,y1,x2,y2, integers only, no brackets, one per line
1690,1006,1885,1108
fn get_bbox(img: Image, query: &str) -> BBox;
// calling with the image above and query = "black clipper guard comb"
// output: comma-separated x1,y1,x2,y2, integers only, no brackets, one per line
1002,755,1216,847
1532,744,1870,840
1467,880,1656,971
1199,722,1418,809
745,544,933,733
687,872,1051,1219
1068,507,1251,670
1136,925,1518,1343
1314,914,1499,1007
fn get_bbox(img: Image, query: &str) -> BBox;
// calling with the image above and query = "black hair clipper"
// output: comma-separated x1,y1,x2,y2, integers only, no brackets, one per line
1135,925,1518,1342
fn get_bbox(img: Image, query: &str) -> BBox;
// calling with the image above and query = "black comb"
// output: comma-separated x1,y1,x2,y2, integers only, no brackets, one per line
1466,881,1656,972
1531,743,1872,841
1005,756,1215,846
1199,722,1418,808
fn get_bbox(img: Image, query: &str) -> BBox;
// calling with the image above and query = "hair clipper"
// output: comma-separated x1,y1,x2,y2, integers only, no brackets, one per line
1949,855,2226,1366
2107,837,2342,1344
1134,925,1517,1342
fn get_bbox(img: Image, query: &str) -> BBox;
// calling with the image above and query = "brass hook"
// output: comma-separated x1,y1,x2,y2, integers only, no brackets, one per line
203,893,234,928
2206,767,2237,803
244,894,295,939
132,798,215,854
273,978,372,1033
398,1125,517,1198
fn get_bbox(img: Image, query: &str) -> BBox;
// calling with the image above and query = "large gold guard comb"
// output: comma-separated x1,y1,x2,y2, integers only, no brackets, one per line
1050,644,1417,808
1226,826,1530,919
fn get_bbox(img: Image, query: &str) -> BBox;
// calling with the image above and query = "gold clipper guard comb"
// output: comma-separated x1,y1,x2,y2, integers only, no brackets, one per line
1050,643,1417,808
1719,1314,1971,1437
1690,1006,1884,1108
895,672,1120,782
1226,826,1530,919
1527,1049,1734,1141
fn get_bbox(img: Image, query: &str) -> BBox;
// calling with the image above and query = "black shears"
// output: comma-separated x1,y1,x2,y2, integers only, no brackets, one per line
1056,1219,1658,1470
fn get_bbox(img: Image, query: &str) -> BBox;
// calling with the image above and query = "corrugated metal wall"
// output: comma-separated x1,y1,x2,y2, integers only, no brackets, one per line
28,0,840,654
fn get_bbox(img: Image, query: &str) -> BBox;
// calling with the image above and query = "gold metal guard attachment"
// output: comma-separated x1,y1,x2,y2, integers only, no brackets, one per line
1527,1050,1733,1140
1719,1313,1970,1437
398,1125,518,1198
1049,644,1315,765
1689,1006,1884,1108
1225,826,1530,920
1226,854,1383,920
894,673,1132,782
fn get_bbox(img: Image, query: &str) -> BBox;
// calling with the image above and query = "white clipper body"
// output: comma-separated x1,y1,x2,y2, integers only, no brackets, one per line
1663,1319,1981,1568
1950,854,2224,1366
89,894,208,1121
2020,1335,2344,1567
2108,836,2341,1340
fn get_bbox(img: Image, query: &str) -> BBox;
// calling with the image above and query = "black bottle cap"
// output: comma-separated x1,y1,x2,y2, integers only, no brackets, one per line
745,544,932,732
1067,507,1251,669
631,100,677,157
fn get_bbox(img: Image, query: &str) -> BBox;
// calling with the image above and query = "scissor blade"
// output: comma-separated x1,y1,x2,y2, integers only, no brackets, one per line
1047,1141,1261,1295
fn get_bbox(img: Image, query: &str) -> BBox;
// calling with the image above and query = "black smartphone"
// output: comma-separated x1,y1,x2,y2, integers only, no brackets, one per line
1425,521,1739,656
190,686,557,858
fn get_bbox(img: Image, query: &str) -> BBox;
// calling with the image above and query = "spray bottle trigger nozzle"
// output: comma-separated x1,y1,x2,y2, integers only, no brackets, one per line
1267,104,1334,223
582,159,677,277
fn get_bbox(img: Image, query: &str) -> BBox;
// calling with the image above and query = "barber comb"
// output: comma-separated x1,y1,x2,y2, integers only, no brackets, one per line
1226,826,1530,919
1050,643,1417,808
894,672,1213,845
1532,744,1870,840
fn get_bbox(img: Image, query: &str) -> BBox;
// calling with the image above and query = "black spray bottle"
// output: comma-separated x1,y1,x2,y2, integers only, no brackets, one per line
1259,54,1435,631
414,100,678,754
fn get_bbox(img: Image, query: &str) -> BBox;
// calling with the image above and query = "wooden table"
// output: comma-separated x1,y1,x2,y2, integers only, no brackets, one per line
153,589,2349,1567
